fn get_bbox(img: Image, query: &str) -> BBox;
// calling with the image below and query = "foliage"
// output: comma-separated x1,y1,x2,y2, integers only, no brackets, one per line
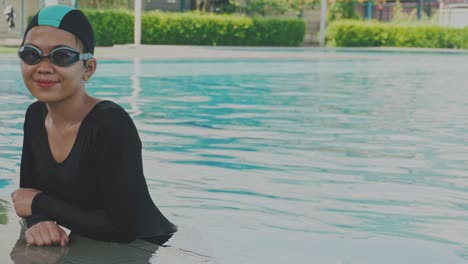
251,16,306,45
220,0,317,17
391,0,439,24
289,0,317,10
327,0,390,22
78,0,315,17
391,0,406,23
242,0,289,16
82,9,305,46
142,11,305,45
78,0,130,8
0,199,7,225
326,20,468,49
328,0,361,22
83,9,134,46
288,0,318,17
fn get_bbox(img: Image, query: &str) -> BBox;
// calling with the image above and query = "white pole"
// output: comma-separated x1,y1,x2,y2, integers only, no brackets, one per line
134,0,142,46
319,0,327,47
438,1,444,26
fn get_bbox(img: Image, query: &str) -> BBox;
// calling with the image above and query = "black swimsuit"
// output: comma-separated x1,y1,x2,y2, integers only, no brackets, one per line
20,101,177,244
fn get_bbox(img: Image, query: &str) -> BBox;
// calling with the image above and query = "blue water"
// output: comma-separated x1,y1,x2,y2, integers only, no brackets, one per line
1,49,468,263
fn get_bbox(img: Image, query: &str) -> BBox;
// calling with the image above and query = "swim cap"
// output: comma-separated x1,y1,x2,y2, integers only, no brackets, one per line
23,5,95,54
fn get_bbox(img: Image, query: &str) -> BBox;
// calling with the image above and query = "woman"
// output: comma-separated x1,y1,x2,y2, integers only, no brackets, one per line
10,5,177,247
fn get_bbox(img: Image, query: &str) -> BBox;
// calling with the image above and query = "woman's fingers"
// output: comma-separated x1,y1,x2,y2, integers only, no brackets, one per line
25,228,36,245
61,235,69,247
46,222,62,245
27,227,44,246
36,224,51,246
25,221,68,246
57,226,69,247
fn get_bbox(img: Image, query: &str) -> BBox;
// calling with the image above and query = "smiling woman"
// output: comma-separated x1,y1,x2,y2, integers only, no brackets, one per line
10,4,177,248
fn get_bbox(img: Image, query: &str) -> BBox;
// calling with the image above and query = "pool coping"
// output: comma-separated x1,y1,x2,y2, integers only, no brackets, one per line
3,45,468,61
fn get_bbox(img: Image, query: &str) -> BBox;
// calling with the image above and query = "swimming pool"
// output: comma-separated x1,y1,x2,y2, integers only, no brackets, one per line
1,48,468,263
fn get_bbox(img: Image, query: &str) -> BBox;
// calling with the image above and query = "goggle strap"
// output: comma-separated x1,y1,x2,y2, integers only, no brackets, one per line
79,53,93,60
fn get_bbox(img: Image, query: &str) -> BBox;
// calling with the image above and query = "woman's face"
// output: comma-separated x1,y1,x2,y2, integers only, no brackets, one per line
20,26,95,104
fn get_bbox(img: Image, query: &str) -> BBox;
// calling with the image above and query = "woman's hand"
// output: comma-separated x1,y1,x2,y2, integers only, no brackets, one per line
11,188,41,218
25,221,69,247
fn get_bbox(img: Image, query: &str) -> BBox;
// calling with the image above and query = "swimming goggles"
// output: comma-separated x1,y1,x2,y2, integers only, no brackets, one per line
18,45,93,67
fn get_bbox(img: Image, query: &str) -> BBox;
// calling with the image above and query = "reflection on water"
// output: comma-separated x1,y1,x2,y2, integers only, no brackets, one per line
10,228,159,264
1,51,468,263
9,224,212,264
10,238,70,264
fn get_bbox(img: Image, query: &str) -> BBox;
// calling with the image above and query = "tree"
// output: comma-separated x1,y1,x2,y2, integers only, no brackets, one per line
77,0,130,8
231,0,317,16
328,0,360,21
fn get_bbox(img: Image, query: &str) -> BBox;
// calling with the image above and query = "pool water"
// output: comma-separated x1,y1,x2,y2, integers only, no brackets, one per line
1,49,468,263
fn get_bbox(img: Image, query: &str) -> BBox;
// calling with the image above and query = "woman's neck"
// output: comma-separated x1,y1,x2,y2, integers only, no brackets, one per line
45,92,97,128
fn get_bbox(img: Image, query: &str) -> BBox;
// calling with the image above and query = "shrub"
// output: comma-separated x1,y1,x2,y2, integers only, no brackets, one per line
83,9,134,46
83,9,305,46
326,20,466,49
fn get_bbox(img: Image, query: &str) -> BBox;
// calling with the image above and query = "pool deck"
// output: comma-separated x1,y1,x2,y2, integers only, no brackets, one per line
2,44,333,60
97,45,315,60
95,44,468,60
3,43,468,61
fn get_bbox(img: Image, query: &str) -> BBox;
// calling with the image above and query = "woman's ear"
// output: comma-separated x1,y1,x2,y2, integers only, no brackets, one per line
83,58,97,82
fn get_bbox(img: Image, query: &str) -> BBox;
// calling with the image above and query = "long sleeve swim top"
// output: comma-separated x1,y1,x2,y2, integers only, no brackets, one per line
19,100,177,243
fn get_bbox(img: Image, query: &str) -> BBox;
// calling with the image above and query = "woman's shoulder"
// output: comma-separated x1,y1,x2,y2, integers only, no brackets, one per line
25,101,46,120
88,100,134,127
92,100,124,113
26,101,45,113
87,101,140,142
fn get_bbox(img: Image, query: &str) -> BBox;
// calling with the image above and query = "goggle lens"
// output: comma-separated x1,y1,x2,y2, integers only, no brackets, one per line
51,49,80,66
19,46,42,64
18,45,92,67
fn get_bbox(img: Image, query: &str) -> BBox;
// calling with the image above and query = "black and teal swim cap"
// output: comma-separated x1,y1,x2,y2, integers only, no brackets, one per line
23,5,95,54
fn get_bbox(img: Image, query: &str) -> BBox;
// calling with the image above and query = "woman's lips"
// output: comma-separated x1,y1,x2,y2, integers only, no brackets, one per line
35,80,59,88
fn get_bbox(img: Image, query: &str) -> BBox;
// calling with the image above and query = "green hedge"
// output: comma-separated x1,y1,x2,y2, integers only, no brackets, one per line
83,9,134,46
326,20,468,49
83,10,305,46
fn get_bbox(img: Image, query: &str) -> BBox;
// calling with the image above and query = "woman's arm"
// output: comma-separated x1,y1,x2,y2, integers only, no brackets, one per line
15,104,69,247
30,109,143,243
18,106,53,227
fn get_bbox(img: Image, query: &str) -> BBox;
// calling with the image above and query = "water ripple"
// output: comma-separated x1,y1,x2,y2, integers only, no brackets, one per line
2,52,468,263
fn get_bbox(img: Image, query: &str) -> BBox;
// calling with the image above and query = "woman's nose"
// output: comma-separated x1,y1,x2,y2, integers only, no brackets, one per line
35,57,54,74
